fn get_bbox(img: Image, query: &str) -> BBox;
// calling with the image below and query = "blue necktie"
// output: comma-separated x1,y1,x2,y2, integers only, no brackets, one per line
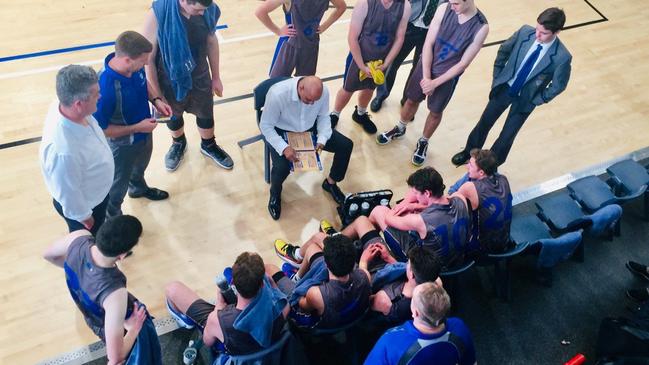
509,44,542,97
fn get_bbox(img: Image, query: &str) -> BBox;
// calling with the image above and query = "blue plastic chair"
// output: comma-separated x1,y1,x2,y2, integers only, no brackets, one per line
567,175,619,213
237,77,290,184
483,241,529,301
535,192,590,233
606,159,649,220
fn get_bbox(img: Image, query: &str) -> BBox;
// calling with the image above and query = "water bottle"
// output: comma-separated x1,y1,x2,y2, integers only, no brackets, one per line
183,340,198,365
380,198,389,206
361,201,371,215
348,203,359,218
215,274,237,305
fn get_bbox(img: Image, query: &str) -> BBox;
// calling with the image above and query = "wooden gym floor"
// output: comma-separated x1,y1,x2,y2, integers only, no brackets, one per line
1,0,648,363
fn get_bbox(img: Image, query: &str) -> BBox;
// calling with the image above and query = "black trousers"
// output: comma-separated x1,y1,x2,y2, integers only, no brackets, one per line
53,194,109,235
465,85,532,164
375,24,428,101
269,129,353,196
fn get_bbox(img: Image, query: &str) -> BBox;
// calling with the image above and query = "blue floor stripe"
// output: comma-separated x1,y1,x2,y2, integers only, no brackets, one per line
0,24,228,63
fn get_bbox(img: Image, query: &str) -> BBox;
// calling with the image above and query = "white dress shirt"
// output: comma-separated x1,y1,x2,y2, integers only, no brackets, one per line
39,101,114,222
259,78,332,155
508,37,556,86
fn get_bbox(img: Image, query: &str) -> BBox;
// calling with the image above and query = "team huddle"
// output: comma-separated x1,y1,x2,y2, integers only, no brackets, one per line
38,0,572,364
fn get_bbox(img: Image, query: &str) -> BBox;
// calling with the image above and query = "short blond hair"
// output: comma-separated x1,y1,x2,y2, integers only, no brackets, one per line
413,282,451,327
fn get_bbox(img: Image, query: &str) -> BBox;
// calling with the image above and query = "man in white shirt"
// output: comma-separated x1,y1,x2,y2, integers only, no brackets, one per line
40,65,115,234
451,7,572,166
260,76,353,220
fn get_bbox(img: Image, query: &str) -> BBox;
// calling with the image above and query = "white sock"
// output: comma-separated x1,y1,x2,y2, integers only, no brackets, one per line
357,106,367,115
419,136,429,142
291,273,301,282
331,111,340,117
397,121,407,131
294,250,303,261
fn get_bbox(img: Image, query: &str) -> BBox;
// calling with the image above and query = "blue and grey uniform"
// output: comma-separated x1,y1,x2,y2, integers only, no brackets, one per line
317,268,371,328
342,0,405,92
388,196,470,269
155,12,215,119
217,304,286,355
95,53,153,218
64,236,137,341
473,173,512,253
406,4,487,112
269,0,330,77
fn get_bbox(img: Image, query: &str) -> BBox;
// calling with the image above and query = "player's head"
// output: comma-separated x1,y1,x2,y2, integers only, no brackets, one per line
468,149,498,179
323,234,357,277
232,252,265,299
95,215,143,258
180,0,212,16
407,167,445,199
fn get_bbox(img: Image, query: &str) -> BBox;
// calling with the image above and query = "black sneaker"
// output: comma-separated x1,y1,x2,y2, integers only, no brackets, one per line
377,125,406,145
351,107,377,134
627,261,649,282
201,142,234,169
626,288,649,303
322,179,346,205
412,139,429,166
330,113,339,129
370,96,385,113
165,141,186,171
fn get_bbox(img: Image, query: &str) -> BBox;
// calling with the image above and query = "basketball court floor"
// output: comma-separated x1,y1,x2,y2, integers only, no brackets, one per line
1,0,648,363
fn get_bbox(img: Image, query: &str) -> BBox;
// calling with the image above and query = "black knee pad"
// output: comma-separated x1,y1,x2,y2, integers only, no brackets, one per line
167,116,184,131
196,117,214,129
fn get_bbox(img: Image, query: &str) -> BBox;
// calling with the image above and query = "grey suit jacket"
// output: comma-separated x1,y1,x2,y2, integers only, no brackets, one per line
491,25,572,114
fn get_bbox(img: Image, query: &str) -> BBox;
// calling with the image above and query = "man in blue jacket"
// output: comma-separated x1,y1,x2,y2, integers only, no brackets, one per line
94,31,173,218
452,7,572,166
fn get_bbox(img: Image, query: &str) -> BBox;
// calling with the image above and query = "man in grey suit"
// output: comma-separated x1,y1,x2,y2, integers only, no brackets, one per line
452,7,571,166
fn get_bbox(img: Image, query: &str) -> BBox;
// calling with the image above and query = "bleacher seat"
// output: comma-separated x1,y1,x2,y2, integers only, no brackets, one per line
606,159,649,220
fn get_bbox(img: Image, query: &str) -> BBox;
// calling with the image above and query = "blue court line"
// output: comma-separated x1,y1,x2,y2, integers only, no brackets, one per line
0,24,228,63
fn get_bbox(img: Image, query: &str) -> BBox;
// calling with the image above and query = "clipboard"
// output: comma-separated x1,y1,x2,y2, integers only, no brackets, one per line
283,131,323,172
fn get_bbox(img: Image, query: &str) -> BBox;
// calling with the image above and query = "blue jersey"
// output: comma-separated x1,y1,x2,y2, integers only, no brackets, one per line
364,319,476,365
94,53,151,144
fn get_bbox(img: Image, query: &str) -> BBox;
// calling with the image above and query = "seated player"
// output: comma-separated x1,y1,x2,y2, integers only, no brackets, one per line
340,167,470,269
268,234,371,329
450,149,512,255
365,245,442,328
165,252,289,355
42,216,161,365
364,283,477,365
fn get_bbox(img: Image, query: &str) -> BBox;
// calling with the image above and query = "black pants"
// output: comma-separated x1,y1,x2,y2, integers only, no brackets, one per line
269,129,353,196
375,24,428,101
53,195,109,235
465,85,532,164
106,136,152,218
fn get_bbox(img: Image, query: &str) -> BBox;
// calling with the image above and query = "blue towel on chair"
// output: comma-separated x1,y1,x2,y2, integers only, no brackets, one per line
289,257,329,307
371,262,407,292
536,230,582,268
125,314,162,365
585,204,622,237
233,277,287,348
152,0,220,101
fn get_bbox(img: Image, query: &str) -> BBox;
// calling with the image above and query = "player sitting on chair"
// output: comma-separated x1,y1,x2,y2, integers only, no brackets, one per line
267,234,371,329
165,252,289,356
449,149,512,255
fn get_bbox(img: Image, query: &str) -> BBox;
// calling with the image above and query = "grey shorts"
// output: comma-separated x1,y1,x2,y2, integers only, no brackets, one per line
383,227,420,259
405,59,458,113
342,53,381,92
158,67,214,119
269,41,319,77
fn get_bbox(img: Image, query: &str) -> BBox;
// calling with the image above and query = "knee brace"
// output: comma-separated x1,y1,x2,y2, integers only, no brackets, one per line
196,117,214,129
167,116,184,131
